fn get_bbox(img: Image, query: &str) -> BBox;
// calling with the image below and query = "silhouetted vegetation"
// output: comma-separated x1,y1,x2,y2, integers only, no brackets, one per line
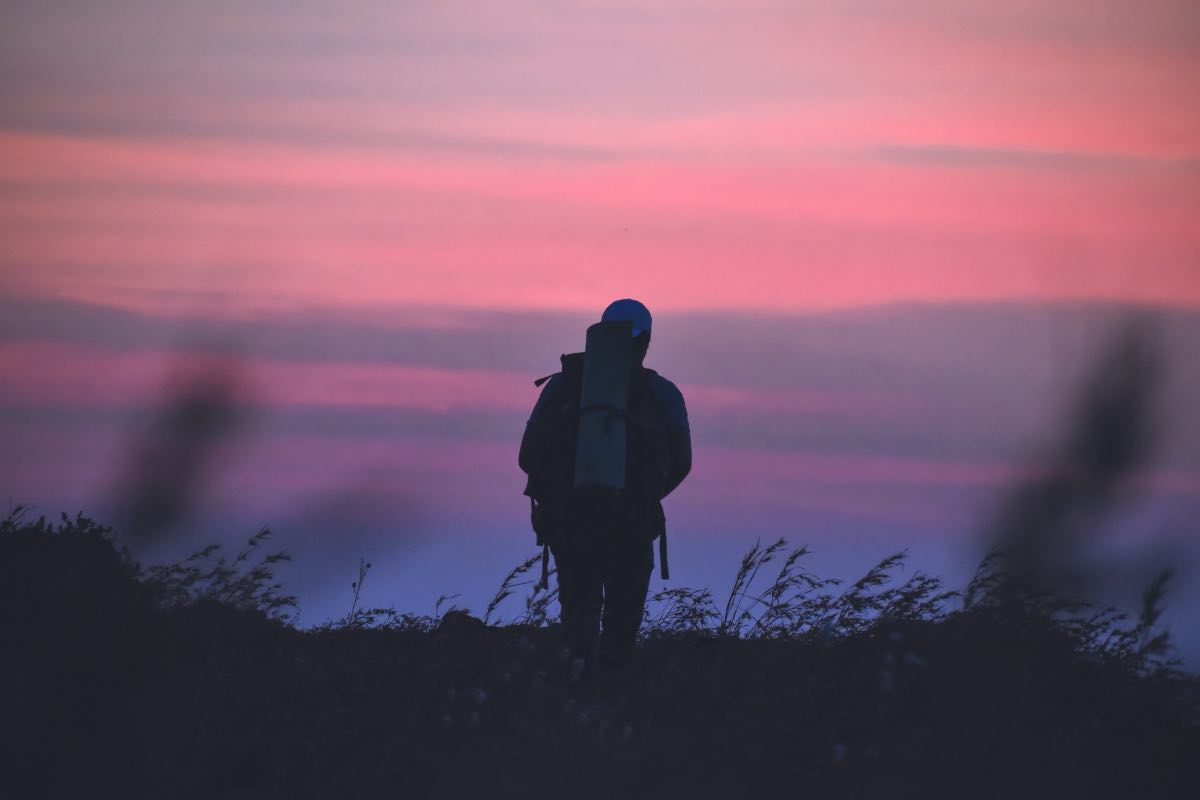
1,507,1195,800
4,321,1197,798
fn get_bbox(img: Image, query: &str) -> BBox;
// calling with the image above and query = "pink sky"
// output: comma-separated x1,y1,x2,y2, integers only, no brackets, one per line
1,0,1197,315
2,1,1199,632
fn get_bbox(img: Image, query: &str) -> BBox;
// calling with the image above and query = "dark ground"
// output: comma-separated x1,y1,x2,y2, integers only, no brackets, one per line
2,510,1196,800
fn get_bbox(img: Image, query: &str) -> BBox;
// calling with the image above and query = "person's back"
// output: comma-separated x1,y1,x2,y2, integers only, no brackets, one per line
519,299,691,675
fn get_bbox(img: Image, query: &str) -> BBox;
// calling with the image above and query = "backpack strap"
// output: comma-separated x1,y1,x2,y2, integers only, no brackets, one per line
579,401,625,415
579,401,627,434
538,542,551,591
658,528,669,580
533,351,584,388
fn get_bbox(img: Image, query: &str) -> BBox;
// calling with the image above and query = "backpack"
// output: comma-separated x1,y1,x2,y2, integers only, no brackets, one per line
523,352,673,585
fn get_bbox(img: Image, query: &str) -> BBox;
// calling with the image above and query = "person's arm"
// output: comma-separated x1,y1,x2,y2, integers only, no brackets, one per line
656,378,691,498
519,421,547,475
518,375,562,475
662,426,691,498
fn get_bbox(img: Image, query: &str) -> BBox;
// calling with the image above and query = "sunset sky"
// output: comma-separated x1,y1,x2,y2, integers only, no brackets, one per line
1,1,1198,643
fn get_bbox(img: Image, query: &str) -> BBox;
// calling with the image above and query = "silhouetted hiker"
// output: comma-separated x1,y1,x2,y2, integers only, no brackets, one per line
519,299,691,676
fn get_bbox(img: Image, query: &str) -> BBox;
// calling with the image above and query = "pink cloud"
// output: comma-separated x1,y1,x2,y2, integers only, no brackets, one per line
3,130,1196,316
0,341,529,413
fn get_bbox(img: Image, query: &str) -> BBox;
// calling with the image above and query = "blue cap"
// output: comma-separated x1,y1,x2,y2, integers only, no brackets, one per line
601,298,652,337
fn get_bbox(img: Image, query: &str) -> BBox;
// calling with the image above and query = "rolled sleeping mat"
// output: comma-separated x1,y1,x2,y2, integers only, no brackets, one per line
573,320,633,492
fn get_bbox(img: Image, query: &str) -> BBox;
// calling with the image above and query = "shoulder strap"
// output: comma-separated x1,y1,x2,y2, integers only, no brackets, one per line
659,528,669,581
533,352,584,387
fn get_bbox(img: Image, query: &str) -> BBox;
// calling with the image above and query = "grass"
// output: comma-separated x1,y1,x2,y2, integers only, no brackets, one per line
1,506,1195,800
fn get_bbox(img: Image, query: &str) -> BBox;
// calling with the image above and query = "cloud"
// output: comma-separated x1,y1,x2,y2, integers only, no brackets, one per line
0,91,628,161
873,144,1200,173
3,294,1198,470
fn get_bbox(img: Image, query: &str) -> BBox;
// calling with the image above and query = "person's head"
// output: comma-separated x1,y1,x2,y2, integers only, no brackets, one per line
601,298,652,363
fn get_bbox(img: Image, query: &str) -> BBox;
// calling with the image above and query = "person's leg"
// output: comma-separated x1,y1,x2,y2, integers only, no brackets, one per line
551,538,604,666
599,535,654,660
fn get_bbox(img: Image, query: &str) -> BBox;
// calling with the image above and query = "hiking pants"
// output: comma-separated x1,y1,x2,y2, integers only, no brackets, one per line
551,526,654,657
